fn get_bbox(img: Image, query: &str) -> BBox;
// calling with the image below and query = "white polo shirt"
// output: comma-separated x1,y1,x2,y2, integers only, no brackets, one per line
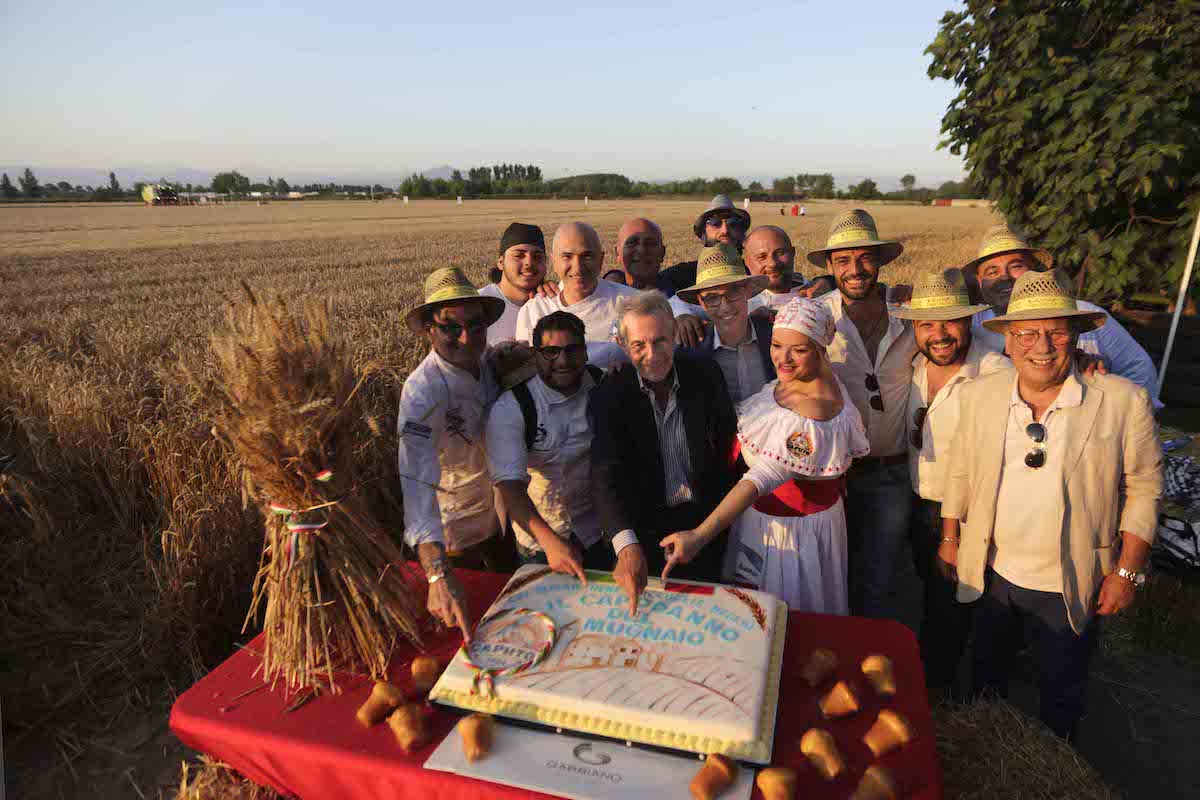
397,350,499,551
989,370,1084,593
822,290,918,458
907,336,1011,501
486,373,601,553
515,279,639,370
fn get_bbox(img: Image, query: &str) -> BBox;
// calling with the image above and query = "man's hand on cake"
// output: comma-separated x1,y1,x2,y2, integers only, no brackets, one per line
659,530,707,581
613,544,648,615
428,574,472,644
542,533,587,584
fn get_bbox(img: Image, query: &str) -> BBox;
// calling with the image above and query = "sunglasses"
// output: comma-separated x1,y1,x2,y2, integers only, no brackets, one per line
706,215,748,231
1011,328,1072,349
866,373,884,411
536,343,588,361
1025,422,1047,468
911,407,927,449
431,318,488,338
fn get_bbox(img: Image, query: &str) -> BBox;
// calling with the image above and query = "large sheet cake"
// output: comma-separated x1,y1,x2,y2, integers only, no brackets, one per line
429,565,787,764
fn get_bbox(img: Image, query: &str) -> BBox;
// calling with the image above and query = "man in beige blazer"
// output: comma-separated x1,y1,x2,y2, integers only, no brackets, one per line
938,269,1162,739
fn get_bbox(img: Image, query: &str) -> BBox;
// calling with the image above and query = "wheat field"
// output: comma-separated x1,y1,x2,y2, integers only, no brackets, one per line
0,198,999,795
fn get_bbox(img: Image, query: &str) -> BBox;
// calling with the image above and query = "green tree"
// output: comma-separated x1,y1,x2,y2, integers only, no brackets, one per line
707,177,742,195
772,176,795,195
19,168,42,197
900,174,916,194
849,178,881,200
108,171,121,193
1,173,18,198
748,180,764,192
212,170,251,195
56,181,73,192
928,0,1200,300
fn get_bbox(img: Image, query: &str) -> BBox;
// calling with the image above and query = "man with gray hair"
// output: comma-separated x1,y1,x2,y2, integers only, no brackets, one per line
516,221,639,369
590,290,739,613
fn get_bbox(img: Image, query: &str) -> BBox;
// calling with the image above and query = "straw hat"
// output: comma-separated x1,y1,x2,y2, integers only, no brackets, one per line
491,341,538,389
890,268,992,321
982,268,1106,332
692,194,751,238
405,267,506,335
963,224,1053,276
806,209,903,268
675,243,770,304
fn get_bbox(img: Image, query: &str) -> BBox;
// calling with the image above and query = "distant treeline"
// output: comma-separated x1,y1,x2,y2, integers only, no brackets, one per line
1,165,983,203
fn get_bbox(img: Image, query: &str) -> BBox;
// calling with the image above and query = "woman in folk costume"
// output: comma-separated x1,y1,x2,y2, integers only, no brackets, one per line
660,298,869,613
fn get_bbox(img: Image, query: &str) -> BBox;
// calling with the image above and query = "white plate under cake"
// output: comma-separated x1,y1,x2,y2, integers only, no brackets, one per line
428,565,788,764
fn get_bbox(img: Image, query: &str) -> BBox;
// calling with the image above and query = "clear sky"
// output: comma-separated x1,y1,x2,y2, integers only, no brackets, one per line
1,0,967,186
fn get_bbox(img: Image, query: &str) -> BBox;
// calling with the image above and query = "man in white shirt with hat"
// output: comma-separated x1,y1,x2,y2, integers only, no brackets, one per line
939,268,1162,738
891,268,1010,692
807,208,919,621
964,224,1161,407
516,222,639,370
398,267,512,641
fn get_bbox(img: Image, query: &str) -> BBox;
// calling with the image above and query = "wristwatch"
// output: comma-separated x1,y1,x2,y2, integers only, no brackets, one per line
1115,567,1146,588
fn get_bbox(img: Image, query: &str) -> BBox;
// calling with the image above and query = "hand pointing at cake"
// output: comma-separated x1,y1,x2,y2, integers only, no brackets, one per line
613,543,648,614
660,529,710,581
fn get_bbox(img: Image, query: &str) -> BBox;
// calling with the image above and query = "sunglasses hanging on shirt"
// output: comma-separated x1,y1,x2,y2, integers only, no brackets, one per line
1025,422,1047,469
866,373,884,411
910,407,927,449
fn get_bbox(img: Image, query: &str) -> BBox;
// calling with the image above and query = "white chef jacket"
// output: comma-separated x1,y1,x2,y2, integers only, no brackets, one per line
397,349,499,551
485,373,601,552
478,282,523,346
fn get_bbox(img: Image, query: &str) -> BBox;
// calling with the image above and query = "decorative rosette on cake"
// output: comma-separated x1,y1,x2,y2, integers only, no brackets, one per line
459,607,557,698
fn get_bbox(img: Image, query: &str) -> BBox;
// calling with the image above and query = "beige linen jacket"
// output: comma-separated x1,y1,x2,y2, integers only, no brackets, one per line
941,369,1162,633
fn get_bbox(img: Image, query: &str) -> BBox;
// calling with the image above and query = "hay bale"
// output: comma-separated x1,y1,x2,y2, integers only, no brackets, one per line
173,756,284,800
934,697,1119,799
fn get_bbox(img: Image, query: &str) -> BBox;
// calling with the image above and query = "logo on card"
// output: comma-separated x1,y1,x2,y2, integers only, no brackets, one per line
572,743,612,766
401,421,432,439
786,431,814,460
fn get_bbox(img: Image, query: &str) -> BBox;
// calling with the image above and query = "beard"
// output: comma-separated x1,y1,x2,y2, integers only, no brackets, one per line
836,271,877,300
919,335,968,367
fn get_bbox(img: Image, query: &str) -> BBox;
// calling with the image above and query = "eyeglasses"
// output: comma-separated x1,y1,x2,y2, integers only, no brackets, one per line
706,215,748,231
1024,422,1047,469
431,319,488,338
1010,328,1072,349
866,373,884,411
910,407,927,449
698,287,747,308
536,343,588,361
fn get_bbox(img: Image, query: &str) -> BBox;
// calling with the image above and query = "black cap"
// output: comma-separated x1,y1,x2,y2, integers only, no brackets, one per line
499,222,545,256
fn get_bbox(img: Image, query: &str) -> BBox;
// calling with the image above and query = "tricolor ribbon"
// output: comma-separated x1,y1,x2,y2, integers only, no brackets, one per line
269,471,337,568
459,607,557,699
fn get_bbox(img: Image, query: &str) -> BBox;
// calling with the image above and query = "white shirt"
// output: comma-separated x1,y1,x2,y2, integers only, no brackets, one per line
972,302,1161,408
712,323,769,405
989,370,1084,593
479,282,523,345
396,350,499,551
822,291,918,458
748,286,805,314
515,279,639,370
907,336,1011,501
486,373,601,552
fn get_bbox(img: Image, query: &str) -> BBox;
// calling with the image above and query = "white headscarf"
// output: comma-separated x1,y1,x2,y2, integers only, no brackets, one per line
773,298,835,349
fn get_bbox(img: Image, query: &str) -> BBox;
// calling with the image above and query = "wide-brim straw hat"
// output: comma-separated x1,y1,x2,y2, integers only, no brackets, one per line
405,267,506,335
890,268,992,321
692,194,751,238
675,243,770,304
806,209,903,268
963,224,1053,275
491,341,538,389
982,268,1106,332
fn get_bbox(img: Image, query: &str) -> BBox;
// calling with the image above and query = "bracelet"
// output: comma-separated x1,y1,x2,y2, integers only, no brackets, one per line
941,537,959,545
428,572,446,586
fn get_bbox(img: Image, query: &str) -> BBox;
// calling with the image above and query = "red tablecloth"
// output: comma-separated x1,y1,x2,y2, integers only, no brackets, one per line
170,569,942,799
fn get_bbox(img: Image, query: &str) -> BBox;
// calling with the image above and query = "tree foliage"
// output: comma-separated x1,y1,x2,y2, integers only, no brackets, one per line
211,171,251,196
927,0,1200,299
19,168,41,197
0,173,17,199
849,178,881,200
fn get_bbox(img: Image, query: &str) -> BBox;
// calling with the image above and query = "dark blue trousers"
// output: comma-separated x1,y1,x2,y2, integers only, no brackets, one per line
971,568,1098,739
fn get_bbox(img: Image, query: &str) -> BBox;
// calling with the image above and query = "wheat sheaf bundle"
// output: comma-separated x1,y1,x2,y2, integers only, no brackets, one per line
209,284,421,691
